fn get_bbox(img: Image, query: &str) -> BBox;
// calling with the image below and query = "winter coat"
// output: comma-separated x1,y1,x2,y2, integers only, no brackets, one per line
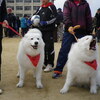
36,2,57,31
63,0,92,34
20,17,28,28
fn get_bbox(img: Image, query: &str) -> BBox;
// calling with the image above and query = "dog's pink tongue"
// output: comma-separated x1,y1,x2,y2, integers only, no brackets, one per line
84,60,97,70
27,54,40,67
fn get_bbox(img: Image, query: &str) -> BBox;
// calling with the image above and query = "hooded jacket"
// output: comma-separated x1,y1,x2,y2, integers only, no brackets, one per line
36,2,57,31
63,0,92,34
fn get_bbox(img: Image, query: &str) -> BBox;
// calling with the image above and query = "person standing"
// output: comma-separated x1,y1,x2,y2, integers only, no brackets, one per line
95,8,100,42
6,8,16,37
0,0,7,94
20,14,28,37
16,16,20,33
52,0,93,78
34,0,57,72
56,8,64,41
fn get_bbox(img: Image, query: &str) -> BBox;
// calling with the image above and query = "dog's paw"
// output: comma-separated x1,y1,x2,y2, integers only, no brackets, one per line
16,82,24,88
17,75,20,78
60,88,68,94
36,83,43,89
90,88,97,94
0,89,3,94
17,73,20,78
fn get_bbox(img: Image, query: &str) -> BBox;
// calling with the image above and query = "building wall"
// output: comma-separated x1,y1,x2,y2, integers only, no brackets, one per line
6,0,54,17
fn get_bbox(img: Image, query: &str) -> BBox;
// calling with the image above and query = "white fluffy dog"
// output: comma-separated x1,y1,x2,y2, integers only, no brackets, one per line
60,35,100,94
16,28,45,89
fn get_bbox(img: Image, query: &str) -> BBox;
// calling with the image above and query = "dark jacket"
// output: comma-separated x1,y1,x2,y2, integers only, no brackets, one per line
36,2,57,31
63,0,92,34
95,13,100,28
56,11,63,25
0,0,7,38
6,13,16,28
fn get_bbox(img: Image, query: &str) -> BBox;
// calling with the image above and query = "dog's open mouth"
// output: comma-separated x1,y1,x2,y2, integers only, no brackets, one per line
31,45,38,49
89,39,96,50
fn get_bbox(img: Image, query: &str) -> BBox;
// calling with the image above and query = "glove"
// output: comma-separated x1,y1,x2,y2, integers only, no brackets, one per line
68,26,74,34
40,21,47,26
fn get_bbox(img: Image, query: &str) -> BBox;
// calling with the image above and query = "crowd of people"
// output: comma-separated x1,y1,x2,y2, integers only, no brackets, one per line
0,0,100,94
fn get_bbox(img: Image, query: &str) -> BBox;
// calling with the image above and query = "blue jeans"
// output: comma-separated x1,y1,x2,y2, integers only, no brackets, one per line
54,31,86,73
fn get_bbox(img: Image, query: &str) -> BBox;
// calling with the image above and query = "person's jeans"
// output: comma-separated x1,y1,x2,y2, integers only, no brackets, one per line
54,31,86,73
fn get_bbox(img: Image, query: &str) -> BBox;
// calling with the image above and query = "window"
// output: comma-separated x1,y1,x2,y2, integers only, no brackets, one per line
7,0,14,3
24,6,31,10
16,14,23,17
33,0,40,3
26,14,31,17
33,6,39,10
16,0,23,2
7,6,14,10
24,0,31,3
16,6,23,10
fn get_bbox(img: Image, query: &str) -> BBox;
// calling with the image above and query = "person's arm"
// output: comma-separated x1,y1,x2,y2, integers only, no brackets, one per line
41,4,57,25
33,7,41,15
63,1,73,30
85,3,93,34
46,4,57,25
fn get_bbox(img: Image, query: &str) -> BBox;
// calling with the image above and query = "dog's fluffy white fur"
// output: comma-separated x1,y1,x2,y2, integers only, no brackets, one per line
16,28,45,89
60,35,100,94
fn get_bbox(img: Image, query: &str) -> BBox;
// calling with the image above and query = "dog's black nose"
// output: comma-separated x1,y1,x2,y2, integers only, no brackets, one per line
35,42,38,45
92,34,96,39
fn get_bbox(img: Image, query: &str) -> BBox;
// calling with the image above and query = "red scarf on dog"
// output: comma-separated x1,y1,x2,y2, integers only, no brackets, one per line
27,54,40,67
84,60,97,70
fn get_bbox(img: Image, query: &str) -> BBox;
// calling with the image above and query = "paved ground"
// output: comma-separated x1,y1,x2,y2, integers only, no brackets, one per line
0,37,100,100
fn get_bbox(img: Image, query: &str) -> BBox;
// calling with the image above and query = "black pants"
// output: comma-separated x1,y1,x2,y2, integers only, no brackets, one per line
42,31,55,67
7,27,16,38
96,29,100,42
21,28,28,37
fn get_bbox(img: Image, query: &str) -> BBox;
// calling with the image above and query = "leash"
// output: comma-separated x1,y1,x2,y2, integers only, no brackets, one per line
0,22,22,38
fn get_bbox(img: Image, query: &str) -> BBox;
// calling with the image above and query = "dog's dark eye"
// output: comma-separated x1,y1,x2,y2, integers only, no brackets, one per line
31,38,34,40
37,38,39,40
86,38,89,40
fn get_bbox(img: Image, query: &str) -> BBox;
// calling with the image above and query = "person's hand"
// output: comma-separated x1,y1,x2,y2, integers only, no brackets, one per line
40,21,47,26
2,20,8,27
68,25,80,34
68,26,75,34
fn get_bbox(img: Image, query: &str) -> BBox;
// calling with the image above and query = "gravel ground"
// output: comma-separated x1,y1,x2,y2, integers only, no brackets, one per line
0,37,100,100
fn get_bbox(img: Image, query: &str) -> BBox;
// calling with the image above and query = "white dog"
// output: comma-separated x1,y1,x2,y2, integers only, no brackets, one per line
60,35,100,94
16,28,45,89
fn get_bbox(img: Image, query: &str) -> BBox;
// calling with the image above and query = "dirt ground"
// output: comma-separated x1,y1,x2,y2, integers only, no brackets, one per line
0,37,100,100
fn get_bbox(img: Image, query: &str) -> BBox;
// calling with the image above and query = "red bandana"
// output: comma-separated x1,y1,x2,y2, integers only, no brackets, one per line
84,60,97,70
27,54,40,67
41,2,53,7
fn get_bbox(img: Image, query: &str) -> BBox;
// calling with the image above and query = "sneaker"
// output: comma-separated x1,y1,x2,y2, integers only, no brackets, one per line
52,73,62,79
44,64,53,72
42,64,46,70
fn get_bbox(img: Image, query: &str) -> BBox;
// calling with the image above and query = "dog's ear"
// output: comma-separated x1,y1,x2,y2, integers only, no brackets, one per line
24,33,28,38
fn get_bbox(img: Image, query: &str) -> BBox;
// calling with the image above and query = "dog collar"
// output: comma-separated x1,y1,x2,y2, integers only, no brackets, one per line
84,60,97,70
27,54,40,67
